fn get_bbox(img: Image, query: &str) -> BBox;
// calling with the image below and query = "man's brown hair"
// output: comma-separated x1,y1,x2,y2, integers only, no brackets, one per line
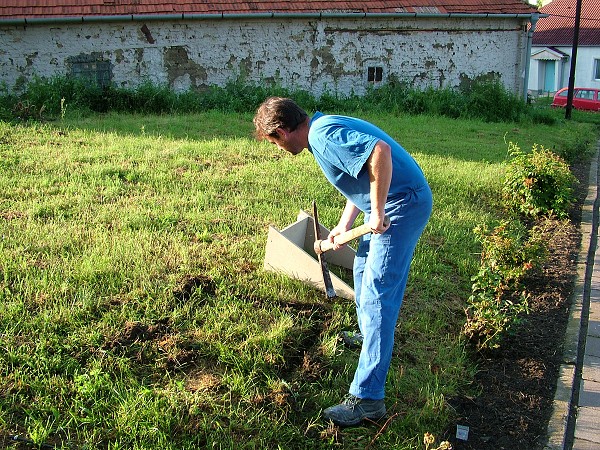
253,97,308,139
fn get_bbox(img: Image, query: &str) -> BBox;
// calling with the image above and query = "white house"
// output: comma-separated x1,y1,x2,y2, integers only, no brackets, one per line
529,0,600,96
0,0,540,97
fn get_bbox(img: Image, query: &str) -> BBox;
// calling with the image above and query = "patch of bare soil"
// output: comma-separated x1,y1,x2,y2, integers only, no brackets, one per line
445,159,589,449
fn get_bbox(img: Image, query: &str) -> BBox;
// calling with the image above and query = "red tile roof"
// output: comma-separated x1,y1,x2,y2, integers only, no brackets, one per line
533,0,600,46
0,0,538,21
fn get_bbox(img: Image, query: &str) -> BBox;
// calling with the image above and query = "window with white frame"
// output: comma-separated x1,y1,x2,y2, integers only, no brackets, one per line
594,59,600,80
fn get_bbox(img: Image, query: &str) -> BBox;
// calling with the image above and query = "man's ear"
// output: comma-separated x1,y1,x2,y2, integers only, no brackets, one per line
275,127,289,139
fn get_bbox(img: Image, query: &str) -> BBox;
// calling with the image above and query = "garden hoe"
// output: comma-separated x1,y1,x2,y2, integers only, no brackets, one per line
312,200,337,300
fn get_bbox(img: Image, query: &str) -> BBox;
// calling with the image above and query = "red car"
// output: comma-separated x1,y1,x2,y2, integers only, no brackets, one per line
551,87,600,111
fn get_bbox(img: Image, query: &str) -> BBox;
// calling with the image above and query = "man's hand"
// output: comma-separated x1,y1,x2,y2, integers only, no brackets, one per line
368,214,391,234
316,215,390,254
327,223,351,251
325,200,361,251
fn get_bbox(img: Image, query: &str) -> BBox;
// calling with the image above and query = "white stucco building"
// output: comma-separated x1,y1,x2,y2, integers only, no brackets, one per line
529,0,600,96
0,0,540,97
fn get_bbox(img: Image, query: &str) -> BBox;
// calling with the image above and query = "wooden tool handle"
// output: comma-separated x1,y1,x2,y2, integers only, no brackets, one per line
315,216,390,254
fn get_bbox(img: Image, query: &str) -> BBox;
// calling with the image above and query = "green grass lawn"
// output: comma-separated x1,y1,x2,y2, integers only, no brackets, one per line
0,107,597,449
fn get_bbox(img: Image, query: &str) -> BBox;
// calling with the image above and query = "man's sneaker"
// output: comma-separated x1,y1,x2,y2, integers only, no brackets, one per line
339,331,363,349
323,394,386,426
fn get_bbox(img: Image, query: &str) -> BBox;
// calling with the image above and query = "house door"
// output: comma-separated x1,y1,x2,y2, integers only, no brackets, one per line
543,61,556,92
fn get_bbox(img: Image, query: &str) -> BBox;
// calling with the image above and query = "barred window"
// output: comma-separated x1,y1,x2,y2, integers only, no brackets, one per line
68,54,112,87
368,66,383,83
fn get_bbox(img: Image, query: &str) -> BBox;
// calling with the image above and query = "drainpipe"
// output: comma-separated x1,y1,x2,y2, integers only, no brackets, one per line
523,12,539,102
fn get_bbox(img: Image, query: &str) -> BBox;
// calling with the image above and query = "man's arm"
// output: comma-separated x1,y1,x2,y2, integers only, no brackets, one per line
367,140,392,233
338,200,361,230
326,200,361,250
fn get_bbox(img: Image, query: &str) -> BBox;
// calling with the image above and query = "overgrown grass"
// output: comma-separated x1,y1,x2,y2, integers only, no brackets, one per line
1,75,588,126
0,108,596,449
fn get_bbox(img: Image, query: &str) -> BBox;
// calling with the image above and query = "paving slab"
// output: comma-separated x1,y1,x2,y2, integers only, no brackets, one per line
578,378,600,408
572,437,600,450
545,144,599,449
582,354,600,382
585,335,600,358
574,405,600,443
589,318,600,338
589,305,600,320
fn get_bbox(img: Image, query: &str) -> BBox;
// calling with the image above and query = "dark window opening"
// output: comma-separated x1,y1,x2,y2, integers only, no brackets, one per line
68,54,112,88
368,66,383,83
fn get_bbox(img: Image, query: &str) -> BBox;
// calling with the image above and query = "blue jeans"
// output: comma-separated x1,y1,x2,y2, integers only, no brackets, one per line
350,184,433,400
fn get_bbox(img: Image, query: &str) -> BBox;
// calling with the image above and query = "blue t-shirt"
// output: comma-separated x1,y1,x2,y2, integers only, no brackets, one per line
308,112,427,214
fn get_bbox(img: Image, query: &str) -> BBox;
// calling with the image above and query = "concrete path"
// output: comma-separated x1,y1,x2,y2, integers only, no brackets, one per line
545,144,600,450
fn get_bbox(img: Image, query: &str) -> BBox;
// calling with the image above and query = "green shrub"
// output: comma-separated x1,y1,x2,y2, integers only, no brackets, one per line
527,107,557,126
462,79,526,122
465,140,577,350
426,87,466,119
502,142,577,219
119,82,177,113
22,75,71,115
0,82,18,120
360,77,525,121
464,220,547,350
359,77,407,113
557,133,595,163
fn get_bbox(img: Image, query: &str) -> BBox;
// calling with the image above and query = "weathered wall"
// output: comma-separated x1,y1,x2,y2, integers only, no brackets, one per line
0,16,529,96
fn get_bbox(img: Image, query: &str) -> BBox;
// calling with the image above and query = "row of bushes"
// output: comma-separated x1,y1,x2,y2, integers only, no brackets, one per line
463,142,577,350
0,75,556,124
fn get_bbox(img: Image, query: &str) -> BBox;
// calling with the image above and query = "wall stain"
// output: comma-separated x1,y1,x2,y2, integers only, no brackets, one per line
25,52,38,67
433,42,455,51
164,46,207,88
425,59,436,69
459,71,501,91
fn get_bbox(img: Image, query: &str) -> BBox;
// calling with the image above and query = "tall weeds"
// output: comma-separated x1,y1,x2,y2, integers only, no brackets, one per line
0,75,549,123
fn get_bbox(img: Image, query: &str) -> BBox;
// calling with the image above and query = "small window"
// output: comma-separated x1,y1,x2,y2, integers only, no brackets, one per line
368,66,383,83
594,59,600,80
68,53,112,88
